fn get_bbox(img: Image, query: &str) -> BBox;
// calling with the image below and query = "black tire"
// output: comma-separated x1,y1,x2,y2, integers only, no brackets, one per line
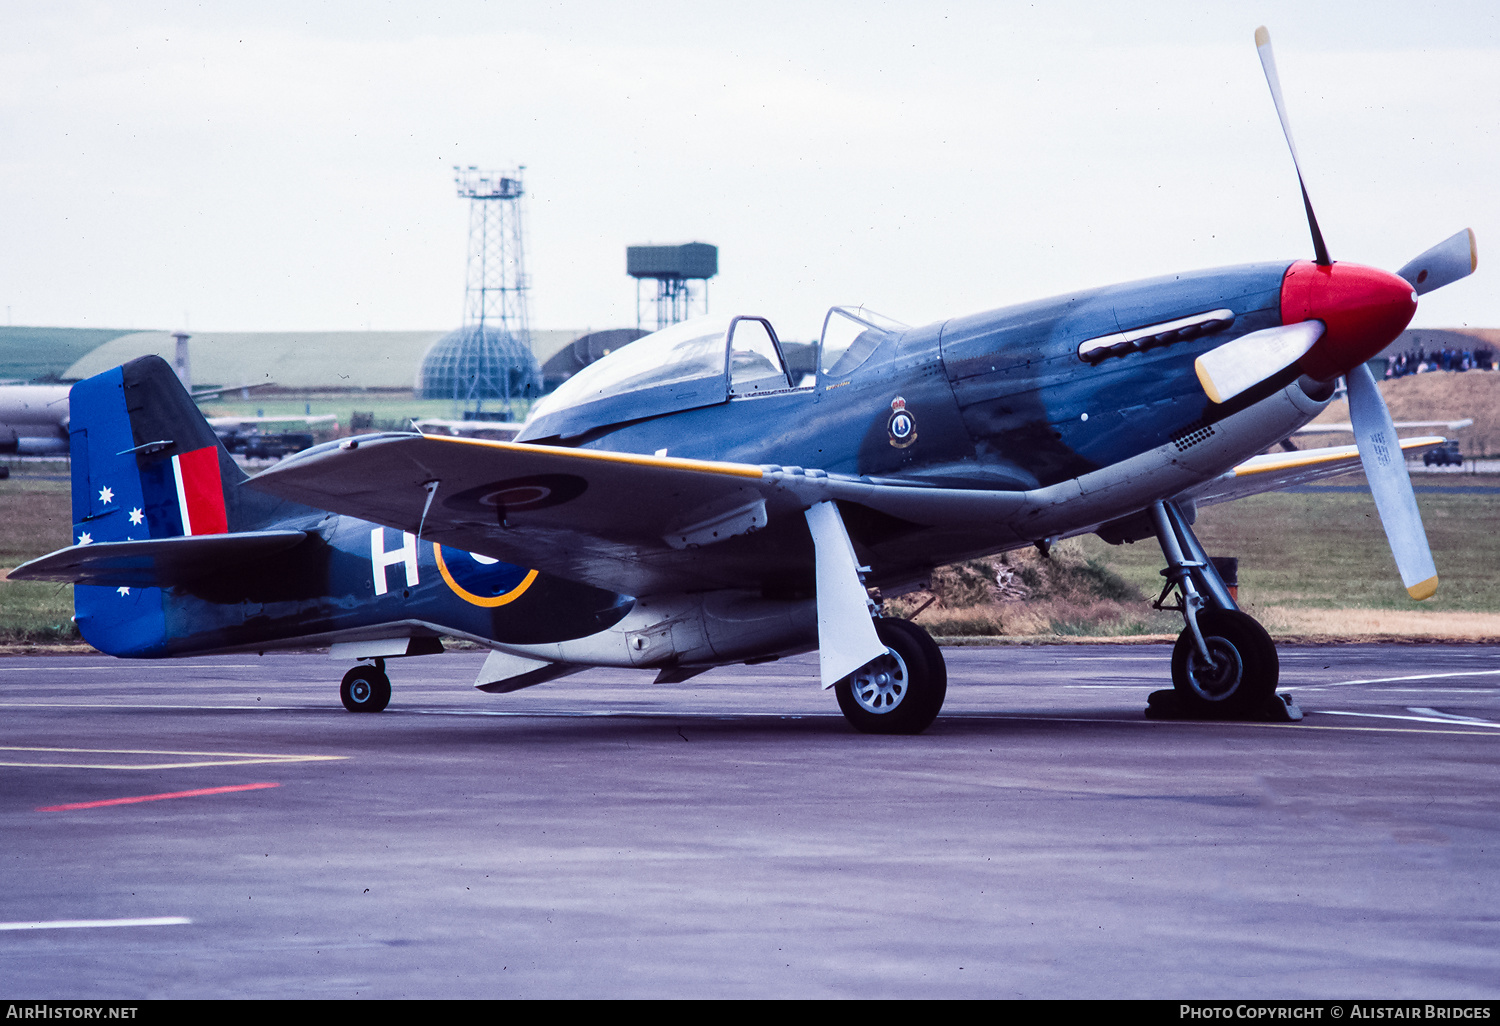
902,618,948,698
835,618,947,735
340,665,391,713
1170,609,1278,718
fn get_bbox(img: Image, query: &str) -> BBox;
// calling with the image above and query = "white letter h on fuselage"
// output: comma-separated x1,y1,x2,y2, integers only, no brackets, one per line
370,528,419,596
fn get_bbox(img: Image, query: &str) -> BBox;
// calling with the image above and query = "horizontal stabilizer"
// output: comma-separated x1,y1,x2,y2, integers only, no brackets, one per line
8,529,308,588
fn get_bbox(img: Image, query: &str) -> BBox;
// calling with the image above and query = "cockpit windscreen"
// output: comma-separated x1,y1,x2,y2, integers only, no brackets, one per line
527,316,732,425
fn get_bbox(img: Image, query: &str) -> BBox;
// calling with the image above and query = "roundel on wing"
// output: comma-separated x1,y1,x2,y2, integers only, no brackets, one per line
434,545,539,607
444,473,588,516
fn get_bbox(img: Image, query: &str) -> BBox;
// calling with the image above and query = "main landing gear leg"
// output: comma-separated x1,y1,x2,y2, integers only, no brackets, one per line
1145,500,1296,721
835,617,948,735
340,658,391,713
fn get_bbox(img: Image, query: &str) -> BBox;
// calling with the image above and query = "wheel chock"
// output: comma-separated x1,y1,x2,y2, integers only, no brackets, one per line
1145,690,1302,722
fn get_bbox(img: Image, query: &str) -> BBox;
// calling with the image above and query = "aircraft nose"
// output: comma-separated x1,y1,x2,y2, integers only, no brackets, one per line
1282,260,1417,381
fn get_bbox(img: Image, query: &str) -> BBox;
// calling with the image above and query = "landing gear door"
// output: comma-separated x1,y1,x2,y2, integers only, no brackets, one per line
727,317,793,395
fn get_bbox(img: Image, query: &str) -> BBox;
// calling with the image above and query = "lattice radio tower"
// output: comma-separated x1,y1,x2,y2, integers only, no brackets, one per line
455,165,532,404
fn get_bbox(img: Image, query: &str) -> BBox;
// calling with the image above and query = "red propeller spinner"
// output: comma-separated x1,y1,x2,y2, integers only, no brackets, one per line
1281,261,1418,382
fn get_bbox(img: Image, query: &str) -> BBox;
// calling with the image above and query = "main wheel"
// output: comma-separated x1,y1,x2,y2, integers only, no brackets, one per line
835,618,947,735
1170,609,1278,718
340,665,391,713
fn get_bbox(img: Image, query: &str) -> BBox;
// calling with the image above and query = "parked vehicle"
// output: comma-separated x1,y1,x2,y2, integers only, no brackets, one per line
1423,441,1463,467
219,430,315,461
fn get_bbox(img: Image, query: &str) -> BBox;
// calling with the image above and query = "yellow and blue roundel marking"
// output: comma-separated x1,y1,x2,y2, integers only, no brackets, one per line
434,545,539,607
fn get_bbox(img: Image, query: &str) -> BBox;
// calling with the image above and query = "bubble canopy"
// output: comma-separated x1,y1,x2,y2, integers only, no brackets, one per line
520,315,787,441
536,315,733,419
517,308,904,442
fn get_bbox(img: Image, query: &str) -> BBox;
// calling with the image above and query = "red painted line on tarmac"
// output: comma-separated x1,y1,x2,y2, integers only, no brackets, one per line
37,782,280,811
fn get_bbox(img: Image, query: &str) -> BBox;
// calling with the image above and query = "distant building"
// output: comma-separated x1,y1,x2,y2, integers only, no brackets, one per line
417,324,542,407
52,327,607,392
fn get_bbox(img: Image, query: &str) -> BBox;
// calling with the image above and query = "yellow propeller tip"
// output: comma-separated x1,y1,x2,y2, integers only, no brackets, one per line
1254,26,1270,48
1194,356,1226,405
1407,576,1439,601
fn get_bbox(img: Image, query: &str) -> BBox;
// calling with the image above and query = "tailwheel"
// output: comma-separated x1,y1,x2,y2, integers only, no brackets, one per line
1170,609,1278,718
835,618,947,735
340,663,391,713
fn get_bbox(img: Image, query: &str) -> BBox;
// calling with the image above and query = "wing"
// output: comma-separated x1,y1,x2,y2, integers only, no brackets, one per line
1187,436,1445,507
249,434,1029,596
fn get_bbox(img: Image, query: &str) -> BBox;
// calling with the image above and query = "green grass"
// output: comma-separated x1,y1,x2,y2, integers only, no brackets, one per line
0,468,78,642
0,580,82,643
1075,475,1500,614
0,471,72,564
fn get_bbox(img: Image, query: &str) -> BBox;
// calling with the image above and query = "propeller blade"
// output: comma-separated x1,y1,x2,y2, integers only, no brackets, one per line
1346,363,1439,600
1194,320,1324,404
1396,228,1478,295
1256,26,1332,266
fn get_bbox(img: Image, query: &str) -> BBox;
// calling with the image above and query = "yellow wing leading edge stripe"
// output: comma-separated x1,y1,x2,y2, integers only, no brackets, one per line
1232,436,1444,476
424,433,766,480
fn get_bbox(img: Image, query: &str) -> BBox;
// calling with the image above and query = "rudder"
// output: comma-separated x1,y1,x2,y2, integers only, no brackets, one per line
68,356,255,654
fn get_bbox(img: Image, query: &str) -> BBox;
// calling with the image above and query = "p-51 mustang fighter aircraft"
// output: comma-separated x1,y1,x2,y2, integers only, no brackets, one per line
13,29,1477,733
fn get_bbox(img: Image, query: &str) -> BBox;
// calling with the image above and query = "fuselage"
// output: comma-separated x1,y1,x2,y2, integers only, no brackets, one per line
540,261,1299,482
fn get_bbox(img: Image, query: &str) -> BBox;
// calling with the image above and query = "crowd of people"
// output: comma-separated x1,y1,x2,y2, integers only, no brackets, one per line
1384,345,1495,378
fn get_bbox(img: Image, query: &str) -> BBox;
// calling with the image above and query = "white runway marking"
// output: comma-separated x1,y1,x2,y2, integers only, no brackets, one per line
1312,669,1500,688
0,702,316,711
0,746,344,770
1317,709,1500,729
1406,707,1500,726
1306,687,1500,694
0,663,273,672
0,916,191,931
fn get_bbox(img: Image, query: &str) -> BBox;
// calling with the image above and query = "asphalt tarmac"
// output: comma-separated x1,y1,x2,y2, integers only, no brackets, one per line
1,644,1498,999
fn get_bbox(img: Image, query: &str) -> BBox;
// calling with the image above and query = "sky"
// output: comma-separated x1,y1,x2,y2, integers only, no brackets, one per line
3,1,1498,340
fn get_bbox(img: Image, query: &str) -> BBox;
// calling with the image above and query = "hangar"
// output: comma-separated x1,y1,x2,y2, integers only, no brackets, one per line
51,327,587,392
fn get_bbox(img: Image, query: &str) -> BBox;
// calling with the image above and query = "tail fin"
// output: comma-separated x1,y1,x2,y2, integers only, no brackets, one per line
70,355,251,542
68,356,271,654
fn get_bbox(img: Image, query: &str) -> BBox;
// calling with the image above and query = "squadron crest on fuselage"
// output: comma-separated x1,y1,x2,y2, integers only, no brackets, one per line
887,396,917,449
